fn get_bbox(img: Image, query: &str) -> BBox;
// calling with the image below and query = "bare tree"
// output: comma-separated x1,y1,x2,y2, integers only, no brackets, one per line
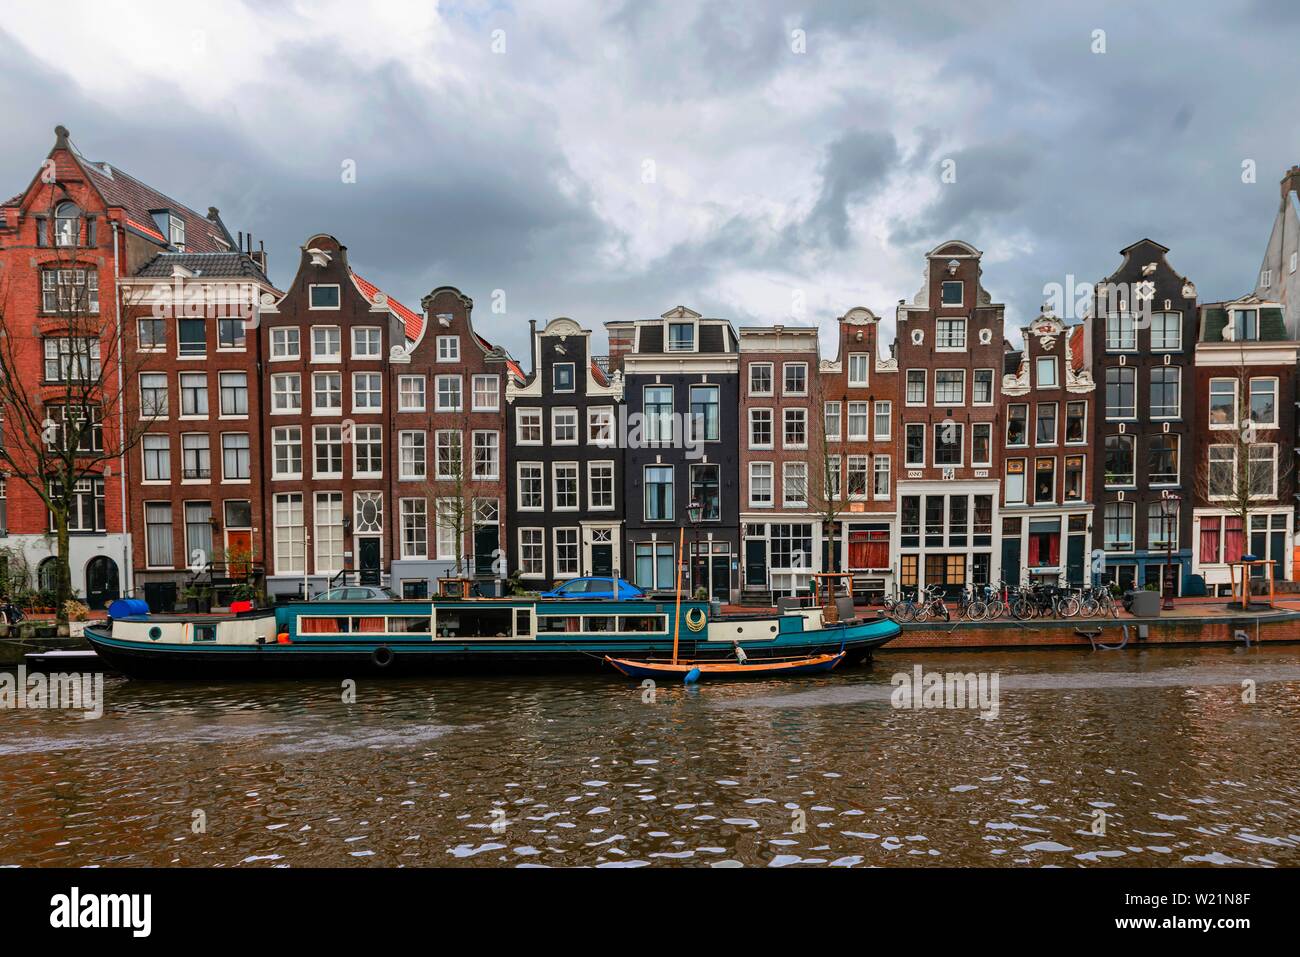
806,373,850,573
425,427,476,579
0,191,152,619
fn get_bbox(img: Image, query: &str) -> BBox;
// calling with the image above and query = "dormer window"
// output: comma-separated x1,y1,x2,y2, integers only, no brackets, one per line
553,362,575,392
667,321,695,352
169,214,185,248
1234,309,1259,341
941,281,963,306
54,202,80,247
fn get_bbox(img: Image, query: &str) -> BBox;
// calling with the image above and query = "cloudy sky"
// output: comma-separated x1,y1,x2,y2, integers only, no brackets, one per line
2,0,1296,359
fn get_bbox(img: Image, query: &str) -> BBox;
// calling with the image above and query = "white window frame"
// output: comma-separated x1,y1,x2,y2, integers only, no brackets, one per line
516,408,543,445
749,462,774,508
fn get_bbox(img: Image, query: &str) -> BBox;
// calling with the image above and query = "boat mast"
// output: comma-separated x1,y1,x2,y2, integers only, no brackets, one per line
671,525,684,665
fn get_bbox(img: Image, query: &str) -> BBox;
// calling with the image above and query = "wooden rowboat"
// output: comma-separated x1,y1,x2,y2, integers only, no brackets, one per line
604,651,846,680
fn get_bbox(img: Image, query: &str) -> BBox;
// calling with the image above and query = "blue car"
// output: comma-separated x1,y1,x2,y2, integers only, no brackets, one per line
541,577,645,601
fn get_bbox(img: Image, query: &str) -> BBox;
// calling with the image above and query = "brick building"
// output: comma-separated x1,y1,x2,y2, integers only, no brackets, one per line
1190,297,1298,593
119,246,278,609
815,307,899,601
894,241,1006,594
737,324,819,600
999,311,1095,586
1091,239,1197,594
388,285,518,597
0,125,240,606
505,317,624,589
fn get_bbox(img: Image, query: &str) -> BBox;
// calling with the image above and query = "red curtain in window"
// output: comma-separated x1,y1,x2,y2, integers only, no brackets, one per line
1225,517,1244,563
1047,534,1060,567
1200,518,1221,563
1028,535,1040,566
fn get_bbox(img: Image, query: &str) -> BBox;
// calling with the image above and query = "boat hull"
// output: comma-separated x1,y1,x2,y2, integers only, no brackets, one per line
605,651,846,679
83,600,900,679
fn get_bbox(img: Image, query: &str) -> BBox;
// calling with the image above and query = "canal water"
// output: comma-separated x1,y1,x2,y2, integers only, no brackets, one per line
2,645,1298,867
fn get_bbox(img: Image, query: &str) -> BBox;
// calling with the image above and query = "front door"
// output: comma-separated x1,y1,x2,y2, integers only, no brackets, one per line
711,555,730,602
474,525,498,577
1001,537,1022,588
745,540,767,587
591,543,613,578
85,556,120,610
1066,535,1085,586
224,529,252,577
357,537,381,586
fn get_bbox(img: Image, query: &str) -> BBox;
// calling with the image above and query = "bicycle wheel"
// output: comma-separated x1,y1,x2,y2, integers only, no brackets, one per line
986,598,1005,620
894,601,916,623
1012,598,1034,621
967,600,988,622
1079,597,1099,617
1057,596,1080,618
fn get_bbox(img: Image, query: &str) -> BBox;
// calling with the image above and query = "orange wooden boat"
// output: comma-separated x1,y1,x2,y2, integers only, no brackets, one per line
605,650,846,679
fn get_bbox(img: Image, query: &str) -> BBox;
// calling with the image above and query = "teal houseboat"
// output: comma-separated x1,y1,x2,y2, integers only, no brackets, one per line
83,597,899,678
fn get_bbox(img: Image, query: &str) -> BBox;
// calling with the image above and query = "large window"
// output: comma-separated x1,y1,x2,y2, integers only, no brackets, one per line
140,373,169,418
644,466,674,521
180,373,208,416
667,322,695,352
1004,459,1025,504
1151,312,1181,350
973,369,994,405
354,425,382,477
472,431,498,480
873,455,891,498
644,386,674,443
434,430,463,480
142,434,170,481
145,502,173,567
1148,434,1179,485
847,402,869,440
181,433,211,480
517,463,544,510
905,424,925,466
936,318,966,349
934,423,963,466
783,362,808,395
1150,367,1180,419
352,373,382,412
435,375,463,411
221,433,250,480
518,528,544,577
905,370,926,405
311,325,341,358
1104,434,1135,486
1035,357,1057,388
847,456,868,499
1007,404,1028,446
551,408,579,444
1249,378,1278,427
1208,378,1236,427
690,463,720,520
848,353,869,386
689,385,720,441
934,369,965,405
312,372,342,412
516,408,542,444
1105,314,1136,351
589,461,615,510
1249,444,1278,498
43,338,100,382
400,499,428,559
749,363,773,396
824,402,842,441
1064,455,1085,501
272,426,302,478
41,268,99,314
1034,458,1056,503
1207,445,1235,498
314,493,345,573
1102,502,1135,551
274,493,305,574
399,431,426,479
1035,403,1057,445
472,375,499,411
271,373,300,413
554,528,580,576
399,376,426,411
1065,400,1087,443
783,462,808,506
633,541,676,590
874,401,891,440
219,372,248,416
553,463,579,510
313,425,344,478
1105,367,1136,419
769,524,813,570
1148,501,1178,550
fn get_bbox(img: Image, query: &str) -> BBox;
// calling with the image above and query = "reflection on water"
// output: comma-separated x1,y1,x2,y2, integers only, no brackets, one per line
2,646,1299,867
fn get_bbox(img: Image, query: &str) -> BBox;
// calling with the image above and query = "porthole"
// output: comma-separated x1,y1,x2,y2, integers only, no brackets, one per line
148,626,163,641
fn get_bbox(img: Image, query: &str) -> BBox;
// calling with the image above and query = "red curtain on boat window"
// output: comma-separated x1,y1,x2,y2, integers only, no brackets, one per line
1200,518,1221,563
1225,517,1244,563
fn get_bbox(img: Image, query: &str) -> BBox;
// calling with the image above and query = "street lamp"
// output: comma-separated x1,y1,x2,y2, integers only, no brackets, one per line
687,501,703,597
1161,491,1181,611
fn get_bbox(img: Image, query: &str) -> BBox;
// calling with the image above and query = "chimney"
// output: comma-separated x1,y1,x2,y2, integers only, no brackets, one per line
1282,165,1300,202
606,323,635,372
250,239,268,274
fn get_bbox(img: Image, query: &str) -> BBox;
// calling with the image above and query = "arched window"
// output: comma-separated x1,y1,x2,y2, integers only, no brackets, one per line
54,202,80,247
37,557,60,594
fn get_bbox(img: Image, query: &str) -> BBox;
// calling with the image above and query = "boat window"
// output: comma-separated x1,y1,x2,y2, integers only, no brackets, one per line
352,616,386,633
193,624,217,642
618,615,665,633
537,615,583,633
434,608,514,638
583,616,615,632
514,609,532,637
387,616,432,633
300,616,350,633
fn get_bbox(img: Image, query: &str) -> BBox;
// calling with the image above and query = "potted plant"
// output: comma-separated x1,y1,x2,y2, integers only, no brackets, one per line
181,585,213,613
62,599,90,637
